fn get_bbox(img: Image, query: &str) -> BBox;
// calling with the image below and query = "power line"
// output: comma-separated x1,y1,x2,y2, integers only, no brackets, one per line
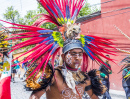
19,0,22,12
88,0,115,7
89,6,130,17
77,6,130,23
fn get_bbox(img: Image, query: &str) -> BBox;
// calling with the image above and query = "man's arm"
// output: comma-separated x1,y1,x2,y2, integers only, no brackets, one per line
85,79,99,99
85,89,99,99
100,72,108,78
29,89,46,99
29,74,55,99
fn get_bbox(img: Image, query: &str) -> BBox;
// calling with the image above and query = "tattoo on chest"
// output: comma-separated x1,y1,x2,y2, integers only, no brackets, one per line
61,86,83,99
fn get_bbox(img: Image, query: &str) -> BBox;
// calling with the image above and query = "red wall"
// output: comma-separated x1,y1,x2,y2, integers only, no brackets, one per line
81,0,130,90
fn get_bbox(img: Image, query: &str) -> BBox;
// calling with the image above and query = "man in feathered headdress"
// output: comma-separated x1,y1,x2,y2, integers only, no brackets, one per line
29,39,105,99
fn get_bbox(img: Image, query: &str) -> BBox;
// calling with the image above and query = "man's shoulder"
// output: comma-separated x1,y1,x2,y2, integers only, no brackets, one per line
54,66,65,78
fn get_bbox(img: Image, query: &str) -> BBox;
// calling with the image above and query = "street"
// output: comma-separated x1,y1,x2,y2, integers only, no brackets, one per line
11,76,126,99
11,76,46,99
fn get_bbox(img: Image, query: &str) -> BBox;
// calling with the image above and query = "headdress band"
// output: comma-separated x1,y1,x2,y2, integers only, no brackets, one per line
62,39,83,54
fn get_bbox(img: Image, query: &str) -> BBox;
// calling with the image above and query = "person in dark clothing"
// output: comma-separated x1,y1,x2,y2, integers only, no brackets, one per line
122,66,130,99
22,58,28,74
99,55,112,99
119,56,130,99
11,61,17,83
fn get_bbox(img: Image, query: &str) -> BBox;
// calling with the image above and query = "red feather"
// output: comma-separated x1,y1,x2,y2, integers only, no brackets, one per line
51,47,61,68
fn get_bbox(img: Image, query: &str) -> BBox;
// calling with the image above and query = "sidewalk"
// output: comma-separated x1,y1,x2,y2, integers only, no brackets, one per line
109,89,126,99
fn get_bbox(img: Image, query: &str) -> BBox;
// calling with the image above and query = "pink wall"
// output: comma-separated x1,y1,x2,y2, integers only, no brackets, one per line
81,0,130,90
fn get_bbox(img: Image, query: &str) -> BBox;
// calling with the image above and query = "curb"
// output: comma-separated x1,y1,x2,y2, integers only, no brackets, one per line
109,89,126,98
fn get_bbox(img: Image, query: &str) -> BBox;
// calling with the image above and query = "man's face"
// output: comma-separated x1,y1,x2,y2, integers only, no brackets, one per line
63,48,83,69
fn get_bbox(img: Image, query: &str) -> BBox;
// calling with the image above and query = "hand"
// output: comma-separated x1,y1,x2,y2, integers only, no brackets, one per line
29,94,39,99
108,69,111,73
105,76,108,78
102,85,107,94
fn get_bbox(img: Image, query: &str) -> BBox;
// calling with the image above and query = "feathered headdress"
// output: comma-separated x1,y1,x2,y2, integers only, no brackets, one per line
0,0,115,79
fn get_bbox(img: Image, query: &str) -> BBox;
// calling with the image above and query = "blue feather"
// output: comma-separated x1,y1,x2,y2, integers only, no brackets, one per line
66,5,70,19
85,36,94,40
45,39,54,45
49,42,57,51
85,43,94,55
85,37,92,42
71,9,78,20
47,5,58,18
85,41,97,48
39,34,52,37
37,30,53,33
50,44,59,55
39,36,53,43
54,3,64,19
83,46,94,60
85,42,90,47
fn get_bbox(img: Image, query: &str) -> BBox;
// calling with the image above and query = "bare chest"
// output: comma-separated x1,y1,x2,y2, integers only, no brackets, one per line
61,85,84,99
47,82,85,99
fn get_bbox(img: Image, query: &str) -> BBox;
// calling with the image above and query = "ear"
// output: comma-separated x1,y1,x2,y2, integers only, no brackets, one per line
59,55,63,66
61,53,65,61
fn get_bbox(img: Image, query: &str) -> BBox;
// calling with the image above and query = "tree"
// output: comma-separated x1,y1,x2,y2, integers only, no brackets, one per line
16,17,26,25
37,3,47,14
36,3,56,29
24,10,37,25
78,2,99,18
3,6,20,23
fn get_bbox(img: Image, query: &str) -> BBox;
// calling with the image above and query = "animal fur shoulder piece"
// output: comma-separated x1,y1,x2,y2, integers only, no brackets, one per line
26,63,54,91
88,69,104,96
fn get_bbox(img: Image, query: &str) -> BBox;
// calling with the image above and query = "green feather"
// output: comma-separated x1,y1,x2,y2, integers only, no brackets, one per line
52,31,64,47
79,35,85,47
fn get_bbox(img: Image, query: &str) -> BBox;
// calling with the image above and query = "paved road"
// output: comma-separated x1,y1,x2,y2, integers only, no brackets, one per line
11,77,46,99
11,76,126,99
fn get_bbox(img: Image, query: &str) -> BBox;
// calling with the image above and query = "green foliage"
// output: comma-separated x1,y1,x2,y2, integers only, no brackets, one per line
16,17,26,25
78,2,100,18
36,3,56,29
24,10,37,25
3,6,20,23
37,3,47,14
42,23,56,30
78,3,92,17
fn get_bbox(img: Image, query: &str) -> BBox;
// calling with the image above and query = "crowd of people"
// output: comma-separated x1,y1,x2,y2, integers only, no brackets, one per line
10,58,29,83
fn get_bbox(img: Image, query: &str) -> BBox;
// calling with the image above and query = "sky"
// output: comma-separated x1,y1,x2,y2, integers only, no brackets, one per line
0,0,101,23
